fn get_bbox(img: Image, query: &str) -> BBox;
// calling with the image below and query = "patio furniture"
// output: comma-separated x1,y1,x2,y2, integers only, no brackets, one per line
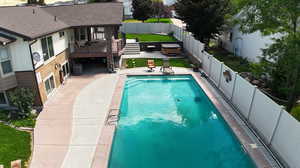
147,60,156,72
146,45,156,52
160,58,174,75
161,44,181,56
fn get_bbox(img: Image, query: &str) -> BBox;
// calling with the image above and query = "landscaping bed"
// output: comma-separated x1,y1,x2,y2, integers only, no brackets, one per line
124,58,191,68
124,18,172,24
0,110,36,128
126,33,177,42
0,123,31,168
207,47,251,73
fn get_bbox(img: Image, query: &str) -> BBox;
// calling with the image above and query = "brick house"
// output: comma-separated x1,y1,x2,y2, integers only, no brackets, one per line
0,2,124,107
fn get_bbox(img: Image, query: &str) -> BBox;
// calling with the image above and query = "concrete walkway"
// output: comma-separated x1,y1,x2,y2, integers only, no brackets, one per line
30,73,118,168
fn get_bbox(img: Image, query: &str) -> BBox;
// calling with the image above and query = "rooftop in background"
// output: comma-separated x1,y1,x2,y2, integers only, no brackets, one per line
0,2,123,40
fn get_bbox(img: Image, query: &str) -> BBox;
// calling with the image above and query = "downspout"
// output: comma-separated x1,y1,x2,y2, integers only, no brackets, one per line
28,40,44,107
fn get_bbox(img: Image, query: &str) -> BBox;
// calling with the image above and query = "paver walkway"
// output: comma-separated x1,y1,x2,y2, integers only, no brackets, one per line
30,73,118,168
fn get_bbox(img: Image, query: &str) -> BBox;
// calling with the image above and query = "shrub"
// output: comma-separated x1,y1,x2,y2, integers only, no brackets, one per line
168,31,174,37
291,106,300,122
8,88,35,119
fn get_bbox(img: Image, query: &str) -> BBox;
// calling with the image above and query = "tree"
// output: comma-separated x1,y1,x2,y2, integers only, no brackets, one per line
175,0,230,47
132,0,153,22
237,0,300,112
152,0,164,23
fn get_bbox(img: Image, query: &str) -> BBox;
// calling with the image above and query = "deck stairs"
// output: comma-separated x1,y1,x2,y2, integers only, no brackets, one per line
123,42,140,55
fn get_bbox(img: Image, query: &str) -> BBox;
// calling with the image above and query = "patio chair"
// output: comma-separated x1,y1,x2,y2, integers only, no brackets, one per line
160,58,174,75
147,59,156,72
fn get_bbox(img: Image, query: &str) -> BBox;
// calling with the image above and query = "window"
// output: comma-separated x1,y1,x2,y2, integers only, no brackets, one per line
62,62,70,78
229,32,233,42
0,92,8,105
0,47,13,76
59,31,65,38
80,28,86,40
44,75,55,95
41,36,54,61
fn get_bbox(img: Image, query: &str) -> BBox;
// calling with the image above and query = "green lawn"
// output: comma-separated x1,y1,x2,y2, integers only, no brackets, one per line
126,34,177,42
125,58,191,68
207,47,251,73
0,123,31,168
124,18,172,24
0,110,36,128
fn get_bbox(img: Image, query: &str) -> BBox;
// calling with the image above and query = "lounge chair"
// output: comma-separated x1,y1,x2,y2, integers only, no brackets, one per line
160,58,174,75
147,60,156,72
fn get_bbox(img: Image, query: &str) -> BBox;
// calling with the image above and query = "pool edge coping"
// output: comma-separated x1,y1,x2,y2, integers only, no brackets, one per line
92,72,277,168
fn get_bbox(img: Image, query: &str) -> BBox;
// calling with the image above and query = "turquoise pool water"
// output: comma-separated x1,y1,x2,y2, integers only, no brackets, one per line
109,75,256,168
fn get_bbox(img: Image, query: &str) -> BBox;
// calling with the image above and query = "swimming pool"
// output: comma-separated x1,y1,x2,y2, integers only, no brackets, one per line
109,75,256,168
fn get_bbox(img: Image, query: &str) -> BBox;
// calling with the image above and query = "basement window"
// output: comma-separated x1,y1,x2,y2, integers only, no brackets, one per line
44,75,55,95
0,92,8,105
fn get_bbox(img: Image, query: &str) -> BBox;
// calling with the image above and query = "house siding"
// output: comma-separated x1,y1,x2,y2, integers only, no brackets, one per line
0,75,17,91
31,31,69,69
35,49,69,104
220,25,279,62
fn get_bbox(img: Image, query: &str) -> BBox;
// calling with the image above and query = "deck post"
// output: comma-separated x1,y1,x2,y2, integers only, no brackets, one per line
105,27,114,72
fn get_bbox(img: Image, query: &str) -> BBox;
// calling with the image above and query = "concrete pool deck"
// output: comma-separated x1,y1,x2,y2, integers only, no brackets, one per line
31,67,280,168
30,73,118,168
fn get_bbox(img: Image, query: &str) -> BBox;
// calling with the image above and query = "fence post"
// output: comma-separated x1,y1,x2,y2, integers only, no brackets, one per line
208,55,212,77
247,86,257,121
218,63,224,87
269,106,285,145
191,39,195,56
230,72,238,101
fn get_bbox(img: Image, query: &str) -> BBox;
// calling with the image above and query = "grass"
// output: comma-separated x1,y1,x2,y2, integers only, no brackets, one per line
0,123,31,168
126,34,177,42
0,110,36,128
207,47,251,73
125,58,191,68
124,18,173,24
291,106,300,122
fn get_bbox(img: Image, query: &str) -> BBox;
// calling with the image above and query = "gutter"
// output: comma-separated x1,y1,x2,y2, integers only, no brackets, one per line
28,40,44,107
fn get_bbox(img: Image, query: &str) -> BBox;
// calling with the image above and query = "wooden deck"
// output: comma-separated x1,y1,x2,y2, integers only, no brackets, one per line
70,39,123,58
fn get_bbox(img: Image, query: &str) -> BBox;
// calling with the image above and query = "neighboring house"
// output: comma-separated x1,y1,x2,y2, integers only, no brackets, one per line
219,25,279,63
0,2,124,107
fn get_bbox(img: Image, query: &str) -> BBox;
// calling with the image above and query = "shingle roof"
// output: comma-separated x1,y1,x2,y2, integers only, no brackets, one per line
0,33,16,45
0,3,123,40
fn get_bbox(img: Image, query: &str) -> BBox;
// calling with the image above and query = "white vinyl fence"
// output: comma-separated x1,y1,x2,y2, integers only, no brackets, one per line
121,22,300,168
120,23,172,34
178,24,300,168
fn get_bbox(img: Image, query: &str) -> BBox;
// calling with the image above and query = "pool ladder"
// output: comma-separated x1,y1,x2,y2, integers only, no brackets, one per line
106,109,119,126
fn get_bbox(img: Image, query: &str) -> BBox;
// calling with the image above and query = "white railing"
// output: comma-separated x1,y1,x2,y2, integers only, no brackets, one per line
121,22,300,168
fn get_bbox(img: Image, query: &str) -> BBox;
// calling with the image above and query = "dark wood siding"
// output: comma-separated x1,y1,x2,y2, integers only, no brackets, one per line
15,71,42,106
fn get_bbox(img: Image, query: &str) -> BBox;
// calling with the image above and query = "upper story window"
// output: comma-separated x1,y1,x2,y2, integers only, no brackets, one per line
0,46,13,76
80,28,86,40
41,36,54,62
59,31,65,38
